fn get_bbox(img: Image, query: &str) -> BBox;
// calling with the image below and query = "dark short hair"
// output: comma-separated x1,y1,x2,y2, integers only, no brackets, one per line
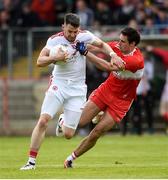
64,13,80,27
121,27,140,46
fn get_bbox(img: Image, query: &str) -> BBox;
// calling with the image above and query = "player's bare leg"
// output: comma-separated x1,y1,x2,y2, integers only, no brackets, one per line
20,114,51,170
64,101,114,168
75,111,115,156
79,100,102,127
30,114,51,150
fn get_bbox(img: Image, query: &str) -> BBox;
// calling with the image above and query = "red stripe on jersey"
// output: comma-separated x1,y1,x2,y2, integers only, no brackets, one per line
50,32,64,39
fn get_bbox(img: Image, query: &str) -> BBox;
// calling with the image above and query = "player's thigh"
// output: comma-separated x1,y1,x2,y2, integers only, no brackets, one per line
41,91,63,119
79,100,101,127
64,94,86,112
92,111,116,134
63,108,82,130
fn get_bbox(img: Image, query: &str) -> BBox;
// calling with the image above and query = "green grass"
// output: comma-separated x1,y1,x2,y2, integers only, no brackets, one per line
0,135,168,178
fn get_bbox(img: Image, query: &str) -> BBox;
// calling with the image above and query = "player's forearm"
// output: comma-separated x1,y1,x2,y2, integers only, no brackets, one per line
86,52,110,71
86,52,119,72
101,42,116,57
92,39,116,56
37,56,55,67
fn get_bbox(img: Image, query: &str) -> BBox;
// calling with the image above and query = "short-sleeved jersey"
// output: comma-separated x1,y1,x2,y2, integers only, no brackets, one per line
100,41,144,100
45,30,97,81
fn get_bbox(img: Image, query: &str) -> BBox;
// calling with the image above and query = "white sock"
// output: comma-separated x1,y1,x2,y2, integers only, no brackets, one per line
66,152,77,161
28,157,36,165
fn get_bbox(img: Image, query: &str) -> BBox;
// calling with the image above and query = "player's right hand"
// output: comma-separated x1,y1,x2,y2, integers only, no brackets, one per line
110,55,125,70
53,48,68,63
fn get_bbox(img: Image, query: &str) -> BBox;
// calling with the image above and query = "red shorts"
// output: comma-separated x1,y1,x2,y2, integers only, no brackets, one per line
89,88,133,123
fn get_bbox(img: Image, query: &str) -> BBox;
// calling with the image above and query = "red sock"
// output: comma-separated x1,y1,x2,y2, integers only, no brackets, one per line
29,150,38,158
72,151,77,159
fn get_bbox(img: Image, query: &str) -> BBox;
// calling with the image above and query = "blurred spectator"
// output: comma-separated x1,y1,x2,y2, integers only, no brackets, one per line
154,7,168,25
16,2,44,27
132,49,155,135
146,46,168,134
120,112,131,136
0,0,23,27
0,0,3,11
0,9,10,29
142,16,160,35
31,0,56,26
154,7,168,34
134,2,146,25
75,0,94,28
128,18,139,30
115,0,135,25
160,70,168,134
94,0,114,25
54,0,69,25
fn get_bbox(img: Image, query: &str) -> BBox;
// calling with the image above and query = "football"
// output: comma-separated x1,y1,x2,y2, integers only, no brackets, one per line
49,44,68,65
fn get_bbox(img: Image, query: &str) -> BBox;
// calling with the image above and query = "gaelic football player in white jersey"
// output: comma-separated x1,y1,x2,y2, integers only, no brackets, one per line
20,13,124,170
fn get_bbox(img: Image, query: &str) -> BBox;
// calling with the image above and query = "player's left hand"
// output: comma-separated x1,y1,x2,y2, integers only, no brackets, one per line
76,41,88,56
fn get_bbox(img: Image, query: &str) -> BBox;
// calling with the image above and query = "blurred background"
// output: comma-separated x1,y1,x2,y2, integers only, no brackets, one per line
0,0,168,136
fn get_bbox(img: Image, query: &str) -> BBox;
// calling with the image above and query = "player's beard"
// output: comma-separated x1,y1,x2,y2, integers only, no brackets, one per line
68,36,76,42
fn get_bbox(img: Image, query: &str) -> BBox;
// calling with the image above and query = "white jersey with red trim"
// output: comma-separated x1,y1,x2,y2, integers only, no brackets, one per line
45,30,97,81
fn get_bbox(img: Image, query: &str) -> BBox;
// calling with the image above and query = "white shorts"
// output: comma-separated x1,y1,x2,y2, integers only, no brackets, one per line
41,78,87,129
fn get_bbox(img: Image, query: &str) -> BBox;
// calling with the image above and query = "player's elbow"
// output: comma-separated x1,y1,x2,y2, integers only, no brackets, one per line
36,62,41,67
36,59,43,67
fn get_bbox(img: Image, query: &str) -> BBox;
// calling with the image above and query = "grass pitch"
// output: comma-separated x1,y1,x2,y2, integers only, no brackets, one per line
0,134,168,179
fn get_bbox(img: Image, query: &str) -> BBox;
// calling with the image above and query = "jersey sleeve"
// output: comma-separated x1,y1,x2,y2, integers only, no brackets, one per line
107,41,118,49
44,37,55,50
79,30,98,44
122,51,144,72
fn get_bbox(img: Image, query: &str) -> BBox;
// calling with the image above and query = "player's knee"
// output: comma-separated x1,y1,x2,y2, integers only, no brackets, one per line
38,117,49,130
64,131,75,139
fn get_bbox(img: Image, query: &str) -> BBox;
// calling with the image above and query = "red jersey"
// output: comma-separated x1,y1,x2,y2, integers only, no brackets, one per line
100,42,144,100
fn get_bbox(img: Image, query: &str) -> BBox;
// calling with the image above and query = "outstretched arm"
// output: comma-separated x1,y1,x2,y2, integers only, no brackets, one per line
86,51,121,72
76,42,123,71
91,39,125,69
146,45,168,66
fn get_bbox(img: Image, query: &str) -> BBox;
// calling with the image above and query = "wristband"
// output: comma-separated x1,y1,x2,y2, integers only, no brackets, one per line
84,50,88,56
109,52,116,57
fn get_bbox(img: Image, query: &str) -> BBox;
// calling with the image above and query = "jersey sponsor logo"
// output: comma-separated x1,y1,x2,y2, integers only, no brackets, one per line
52,85,58,91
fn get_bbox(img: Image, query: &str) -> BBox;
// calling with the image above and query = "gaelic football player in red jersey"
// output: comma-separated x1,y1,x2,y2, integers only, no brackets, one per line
64,27,144,168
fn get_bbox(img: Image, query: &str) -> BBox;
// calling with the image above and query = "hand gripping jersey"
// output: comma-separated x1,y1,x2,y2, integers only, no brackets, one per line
45,30,97,82
102,42,144,100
